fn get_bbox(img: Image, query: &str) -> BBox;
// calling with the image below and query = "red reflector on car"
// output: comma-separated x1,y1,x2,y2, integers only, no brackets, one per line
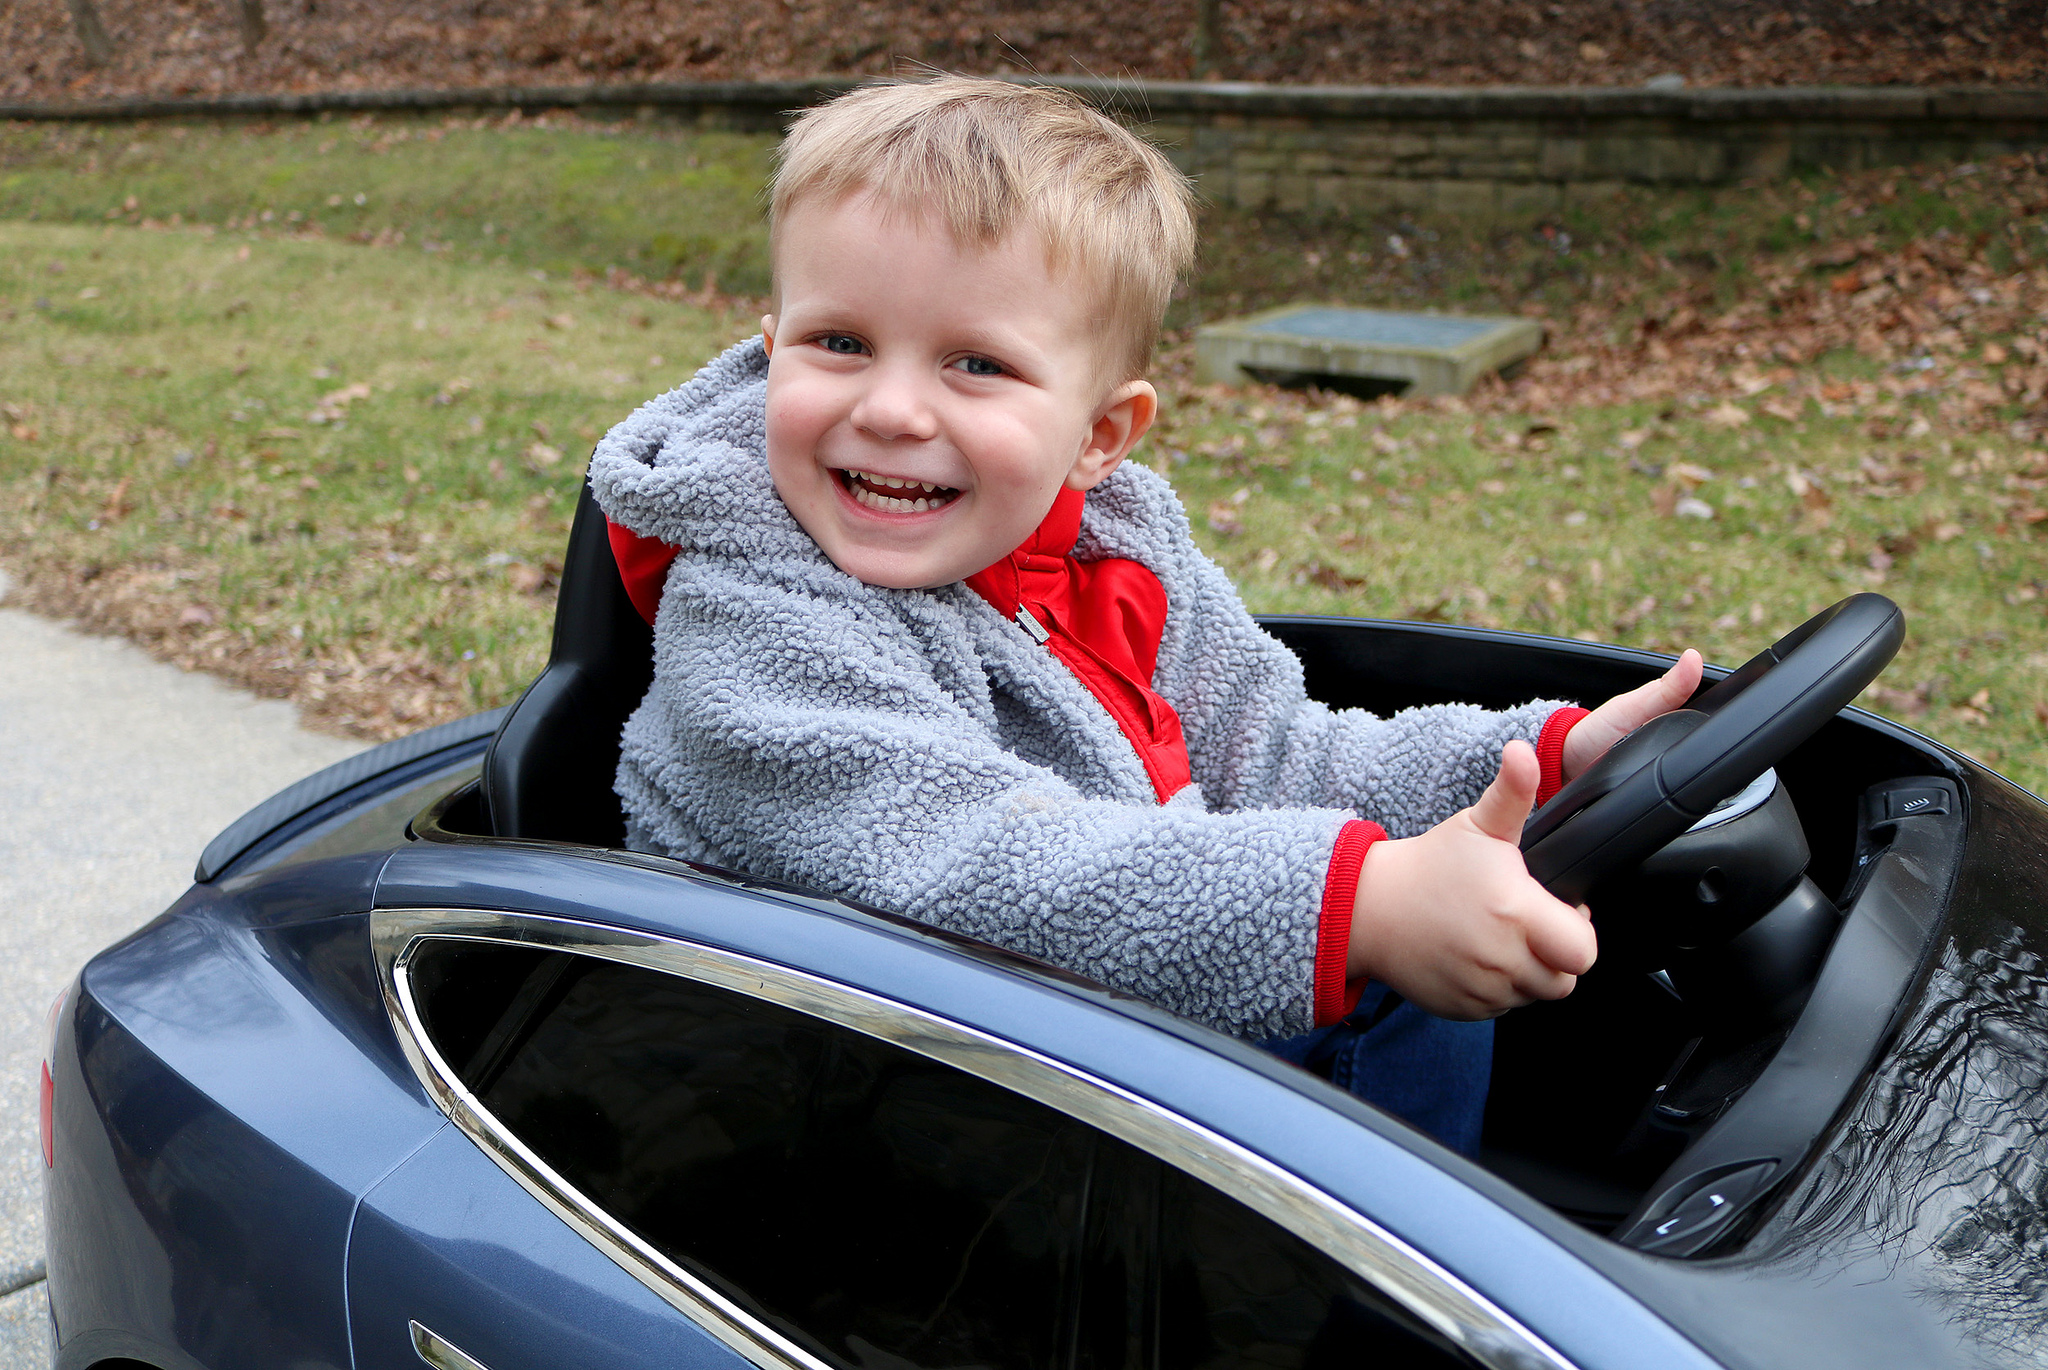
39,1062,53,1169
40,988,65,1171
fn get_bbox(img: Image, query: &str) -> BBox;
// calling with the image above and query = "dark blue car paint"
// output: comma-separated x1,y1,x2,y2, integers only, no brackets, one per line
50,898,441,1369
195,708,506,883
43,692,2048,1369
50,763,1713,1370
347,1125,758,1370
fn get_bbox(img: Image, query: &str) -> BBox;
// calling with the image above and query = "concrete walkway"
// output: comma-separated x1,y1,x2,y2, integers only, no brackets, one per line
0,571,363,1364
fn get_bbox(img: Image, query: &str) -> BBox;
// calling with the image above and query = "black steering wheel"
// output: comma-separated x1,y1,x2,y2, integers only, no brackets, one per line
1521,593,1905,904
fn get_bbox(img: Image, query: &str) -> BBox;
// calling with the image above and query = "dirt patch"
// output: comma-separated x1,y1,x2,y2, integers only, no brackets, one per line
0,556,481,740
7,0,2045,106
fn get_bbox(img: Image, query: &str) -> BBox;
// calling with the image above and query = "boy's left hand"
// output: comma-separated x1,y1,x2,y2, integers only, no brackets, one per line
1561,649,1704,783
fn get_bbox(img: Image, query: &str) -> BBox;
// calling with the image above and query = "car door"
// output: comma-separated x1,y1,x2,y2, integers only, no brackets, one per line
347,899,1574,1370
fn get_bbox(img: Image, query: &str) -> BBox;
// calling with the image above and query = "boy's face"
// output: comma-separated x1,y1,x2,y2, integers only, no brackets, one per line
763,192,1155,589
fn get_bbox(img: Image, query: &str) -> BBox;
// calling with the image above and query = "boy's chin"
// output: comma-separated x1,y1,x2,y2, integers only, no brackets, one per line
822,544,964,591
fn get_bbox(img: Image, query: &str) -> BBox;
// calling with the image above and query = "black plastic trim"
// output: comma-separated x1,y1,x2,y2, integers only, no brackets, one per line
1522,595,1904,902
481,475,653,846
1613,775,1967,1255
194,708,509,883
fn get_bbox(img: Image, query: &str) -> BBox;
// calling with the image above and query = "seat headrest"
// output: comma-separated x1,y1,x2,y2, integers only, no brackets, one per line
480,475,656,845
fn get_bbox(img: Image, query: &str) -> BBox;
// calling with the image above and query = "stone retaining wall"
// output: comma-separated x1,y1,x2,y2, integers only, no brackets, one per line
8,78,2046,223
1138,85,2048,220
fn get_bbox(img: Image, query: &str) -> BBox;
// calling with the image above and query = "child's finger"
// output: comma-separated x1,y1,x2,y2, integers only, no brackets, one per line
1524,899,1598,977
1659,648,1704,708
1613,649,1704,728
1508,966,1578,1006
1469,739,1540,842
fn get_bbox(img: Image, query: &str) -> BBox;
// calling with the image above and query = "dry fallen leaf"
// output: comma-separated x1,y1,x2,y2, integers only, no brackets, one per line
1785,468,1834,522
508,563,550,595
9,0,2048,107
1871,683,1931,719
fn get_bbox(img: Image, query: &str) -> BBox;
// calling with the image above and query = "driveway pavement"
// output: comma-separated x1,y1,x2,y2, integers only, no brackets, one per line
0,571,363,1364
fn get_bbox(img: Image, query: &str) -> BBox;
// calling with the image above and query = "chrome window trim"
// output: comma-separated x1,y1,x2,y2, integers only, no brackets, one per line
372,907,1575,1370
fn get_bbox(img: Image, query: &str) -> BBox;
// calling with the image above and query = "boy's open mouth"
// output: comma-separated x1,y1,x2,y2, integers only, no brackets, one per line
839,469,962,514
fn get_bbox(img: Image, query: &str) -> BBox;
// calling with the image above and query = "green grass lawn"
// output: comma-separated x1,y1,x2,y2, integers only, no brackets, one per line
0,214,747,731
0,115,776,292
1,114,2043,790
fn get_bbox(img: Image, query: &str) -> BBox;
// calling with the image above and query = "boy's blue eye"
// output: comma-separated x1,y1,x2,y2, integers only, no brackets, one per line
819,334,865,355
956,355,1005,377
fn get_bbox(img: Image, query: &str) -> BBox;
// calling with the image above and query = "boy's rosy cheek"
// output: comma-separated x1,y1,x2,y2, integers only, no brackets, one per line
767,382,833,436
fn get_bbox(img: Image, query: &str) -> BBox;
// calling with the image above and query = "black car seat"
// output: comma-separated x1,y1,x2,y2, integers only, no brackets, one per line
480,474,655,845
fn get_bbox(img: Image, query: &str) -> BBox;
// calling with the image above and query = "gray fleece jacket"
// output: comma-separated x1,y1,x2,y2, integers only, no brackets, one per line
590,338,1564,1041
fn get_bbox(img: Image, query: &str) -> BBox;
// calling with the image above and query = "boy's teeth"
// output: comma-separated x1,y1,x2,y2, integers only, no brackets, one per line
843,470,957,513
850,482,944,514
850,471,940,493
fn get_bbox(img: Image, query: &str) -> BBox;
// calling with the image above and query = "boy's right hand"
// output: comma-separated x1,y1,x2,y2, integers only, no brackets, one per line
1347,739,1597,1021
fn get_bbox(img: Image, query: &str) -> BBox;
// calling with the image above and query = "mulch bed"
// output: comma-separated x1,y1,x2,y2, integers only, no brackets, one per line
7,0,2046,106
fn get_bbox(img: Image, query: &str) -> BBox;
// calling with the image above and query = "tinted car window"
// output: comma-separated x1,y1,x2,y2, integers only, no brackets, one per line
1155,1164,1478,1370
410,941,1478,1370
415,942,1090,1370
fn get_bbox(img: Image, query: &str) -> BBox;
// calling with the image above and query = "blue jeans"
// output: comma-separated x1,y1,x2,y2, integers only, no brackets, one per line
1263,984,1494,1157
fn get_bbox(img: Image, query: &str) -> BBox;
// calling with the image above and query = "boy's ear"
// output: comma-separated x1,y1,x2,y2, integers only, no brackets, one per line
1065,380,1157,492
760,315,777,355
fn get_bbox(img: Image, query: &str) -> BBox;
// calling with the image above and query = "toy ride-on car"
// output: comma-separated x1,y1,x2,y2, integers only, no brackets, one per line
40,482,2048,1370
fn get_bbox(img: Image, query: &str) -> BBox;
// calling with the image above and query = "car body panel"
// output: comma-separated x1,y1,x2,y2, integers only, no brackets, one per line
48,886,442,1370
371,842,1713,1370
347,1124,756,1370
41,615,2048,1370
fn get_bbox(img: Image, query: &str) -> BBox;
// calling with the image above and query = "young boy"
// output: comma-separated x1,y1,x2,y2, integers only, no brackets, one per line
590,77,1700,1153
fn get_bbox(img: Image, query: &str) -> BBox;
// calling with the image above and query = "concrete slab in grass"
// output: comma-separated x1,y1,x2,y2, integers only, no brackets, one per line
1195,304,1543,395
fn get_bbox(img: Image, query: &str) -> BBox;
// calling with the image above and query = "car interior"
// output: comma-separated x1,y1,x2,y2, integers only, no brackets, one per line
430,481,1972,1261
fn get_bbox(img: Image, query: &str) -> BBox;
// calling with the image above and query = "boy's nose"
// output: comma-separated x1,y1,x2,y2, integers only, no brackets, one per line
849,363,940,443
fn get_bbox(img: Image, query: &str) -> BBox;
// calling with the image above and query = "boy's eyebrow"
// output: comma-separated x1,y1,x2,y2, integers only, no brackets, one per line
783,305,1058,370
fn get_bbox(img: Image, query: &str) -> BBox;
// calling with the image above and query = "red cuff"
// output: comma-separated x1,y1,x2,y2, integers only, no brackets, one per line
1534,707,1592,808
1314,819,1386,1027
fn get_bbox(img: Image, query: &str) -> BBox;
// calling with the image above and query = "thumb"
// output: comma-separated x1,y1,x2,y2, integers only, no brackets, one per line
1470,739,1541,843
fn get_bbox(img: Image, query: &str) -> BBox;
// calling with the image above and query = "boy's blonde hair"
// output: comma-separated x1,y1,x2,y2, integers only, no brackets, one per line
771,76,1197,381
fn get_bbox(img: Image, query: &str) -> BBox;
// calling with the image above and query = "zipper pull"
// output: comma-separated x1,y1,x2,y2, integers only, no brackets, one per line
1016,605,1051,645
